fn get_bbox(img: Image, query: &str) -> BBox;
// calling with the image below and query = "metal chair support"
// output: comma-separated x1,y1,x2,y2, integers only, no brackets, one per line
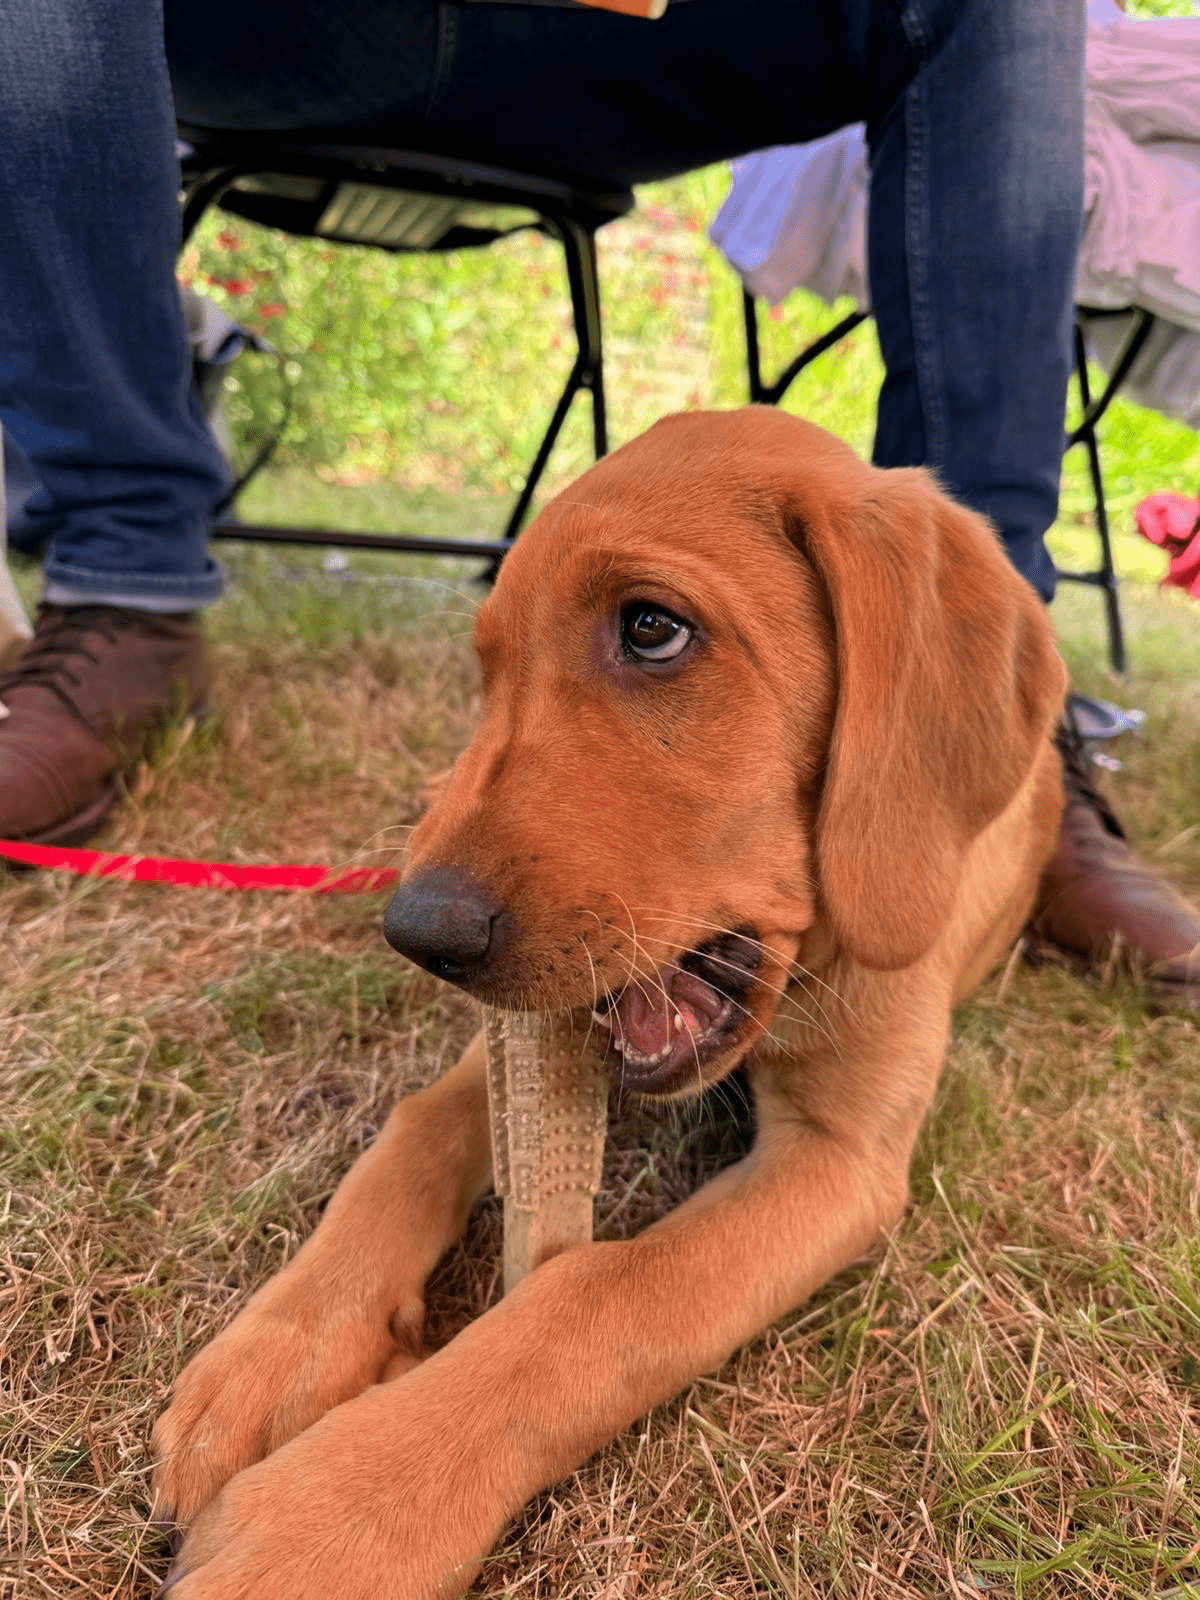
1055,306,1156,674
177,129,632,565
743,289,870,406
500,217,606,544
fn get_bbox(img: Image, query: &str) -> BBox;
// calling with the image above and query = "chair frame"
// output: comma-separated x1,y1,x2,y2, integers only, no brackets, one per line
1065,305,1156,674
177,128,634,563
743,291,1157,674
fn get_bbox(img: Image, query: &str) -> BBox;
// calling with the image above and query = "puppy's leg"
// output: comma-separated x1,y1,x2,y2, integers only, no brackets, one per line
152,1030,492,1529
159,1018,941,1600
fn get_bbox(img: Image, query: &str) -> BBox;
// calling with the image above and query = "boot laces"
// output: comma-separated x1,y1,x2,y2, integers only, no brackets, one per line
0,605,137,718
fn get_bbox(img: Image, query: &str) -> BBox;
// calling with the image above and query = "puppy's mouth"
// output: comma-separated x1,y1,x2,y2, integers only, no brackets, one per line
591,930,762,1096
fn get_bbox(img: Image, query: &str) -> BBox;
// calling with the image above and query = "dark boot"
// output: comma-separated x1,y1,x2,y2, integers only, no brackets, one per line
0,603,210,846
1031,712,1200,1006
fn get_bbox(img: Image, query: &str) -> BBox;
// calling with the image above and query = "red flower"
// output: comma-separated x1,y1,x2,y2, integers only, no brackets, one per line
215,230,241,251
257,302,286,319
222,279,250,296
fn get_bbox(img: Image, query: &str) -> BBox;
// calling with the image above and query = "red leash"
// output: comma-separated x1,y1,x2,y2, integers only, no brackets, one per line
0,838,398,893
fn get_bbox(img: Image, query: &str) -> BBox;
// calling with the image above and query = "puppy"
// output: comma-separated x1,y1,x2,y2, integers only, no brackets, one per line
152,408,1065,1599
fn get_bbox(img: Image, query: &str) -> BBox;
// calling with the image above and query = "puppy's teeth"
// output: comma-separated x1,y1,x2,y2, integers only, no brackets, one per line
591,1009,613,1028
673,1012,683,1031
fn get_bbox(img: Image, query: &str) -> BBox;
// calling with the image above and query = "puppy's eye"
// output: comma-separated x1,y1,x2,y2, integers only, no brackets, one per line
620,602,692,663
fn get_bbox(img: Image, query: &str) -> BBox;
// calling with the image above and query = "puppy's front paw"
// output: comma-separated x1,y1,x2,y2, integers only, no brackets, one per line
152,1283,424,1531
156,1381,495,1600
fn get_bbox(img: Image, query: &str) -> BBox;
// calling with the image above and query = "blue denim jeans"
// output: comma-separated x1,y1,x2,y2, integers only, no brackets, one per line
0,0,1083,608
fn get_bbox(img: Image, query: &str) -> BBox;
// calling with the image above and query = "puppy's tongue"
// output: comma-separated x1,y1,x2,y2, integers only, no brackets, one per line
611,964,726,1054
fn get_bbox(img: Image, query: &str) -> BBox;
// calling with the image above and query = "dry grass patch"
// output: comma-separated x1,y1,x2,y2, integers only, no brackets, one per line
2,566,1198,1600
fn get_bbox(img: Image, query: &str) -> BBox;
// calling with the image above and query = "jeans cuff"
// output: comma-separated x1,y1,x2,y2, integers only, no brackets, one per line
42,555,225,611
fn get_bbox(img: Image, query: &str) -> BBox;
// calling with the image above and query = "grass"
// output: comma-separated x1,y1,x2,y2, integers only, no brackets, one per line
3,153,1200,1599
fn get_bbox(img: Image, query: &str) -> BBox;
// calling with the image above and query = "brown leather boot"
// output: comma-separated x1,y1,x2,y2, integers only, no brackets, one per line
1031,713,1200,1006
0,603,211,847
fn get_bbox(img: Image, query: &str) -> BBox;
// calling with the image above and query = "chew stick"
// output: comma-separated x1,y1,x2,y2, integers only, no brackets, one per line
483,1007,609,1292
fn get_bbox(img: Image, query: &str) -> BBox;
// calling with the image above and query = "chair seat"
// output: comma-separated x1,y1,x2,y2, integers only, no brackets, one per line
177,126,634,249
207,172,544,252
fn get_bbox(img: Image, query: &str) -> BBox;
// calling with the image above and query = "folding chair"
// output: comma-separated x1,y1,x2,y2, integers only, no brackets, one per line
742,292,1152,673
177,126,635,565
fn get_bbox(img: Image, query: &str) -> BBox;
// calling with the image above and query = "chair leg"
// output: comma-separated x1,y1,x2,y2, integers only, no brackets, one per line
744,290,766,404
743,294,1127,671
588,233,611,457
1068,321,1127,674
500,216,606,544
741,291,869,409
1066,308,1154,450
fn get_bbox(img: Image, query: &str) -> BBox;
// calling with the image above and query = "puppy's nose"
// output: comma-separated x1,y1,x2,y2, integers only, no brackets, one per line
383,865,508,985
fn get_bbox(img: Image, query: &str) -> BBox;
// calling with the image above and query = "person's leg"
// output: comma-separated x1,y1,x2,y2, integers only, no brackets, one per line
0,0,227,844
0,0,227,609
865,0,1083,602
862,1,1197,1000
164,0,441,133
1,0,1074,616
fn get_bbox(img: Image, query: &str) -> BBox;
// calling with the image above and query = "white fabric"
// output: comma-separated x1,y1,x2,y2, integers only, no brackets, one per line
0,439,33,664
1082,15,1200,330
1084,311,1200,430
708,127,869,311
708,7,1200,428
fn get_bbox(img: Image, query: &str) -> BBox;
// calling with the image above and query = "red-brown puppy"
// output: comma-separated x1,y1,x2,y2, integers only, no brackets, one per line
153,408,1066,1599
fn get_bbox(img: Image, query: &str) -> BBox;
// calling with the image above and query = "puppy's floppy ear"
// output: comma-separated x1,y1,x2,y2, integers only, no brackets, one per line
787,468,1067,971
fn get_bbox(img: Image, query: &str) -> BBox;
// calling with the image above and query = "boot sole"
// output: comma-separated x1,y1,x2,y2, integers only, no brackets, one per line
3,784,120,854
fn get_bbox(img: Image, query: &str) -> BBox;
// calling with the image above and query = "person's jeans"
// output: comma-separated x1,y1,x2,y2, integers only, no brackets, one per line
0,0,229,609
0,0,1084,608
